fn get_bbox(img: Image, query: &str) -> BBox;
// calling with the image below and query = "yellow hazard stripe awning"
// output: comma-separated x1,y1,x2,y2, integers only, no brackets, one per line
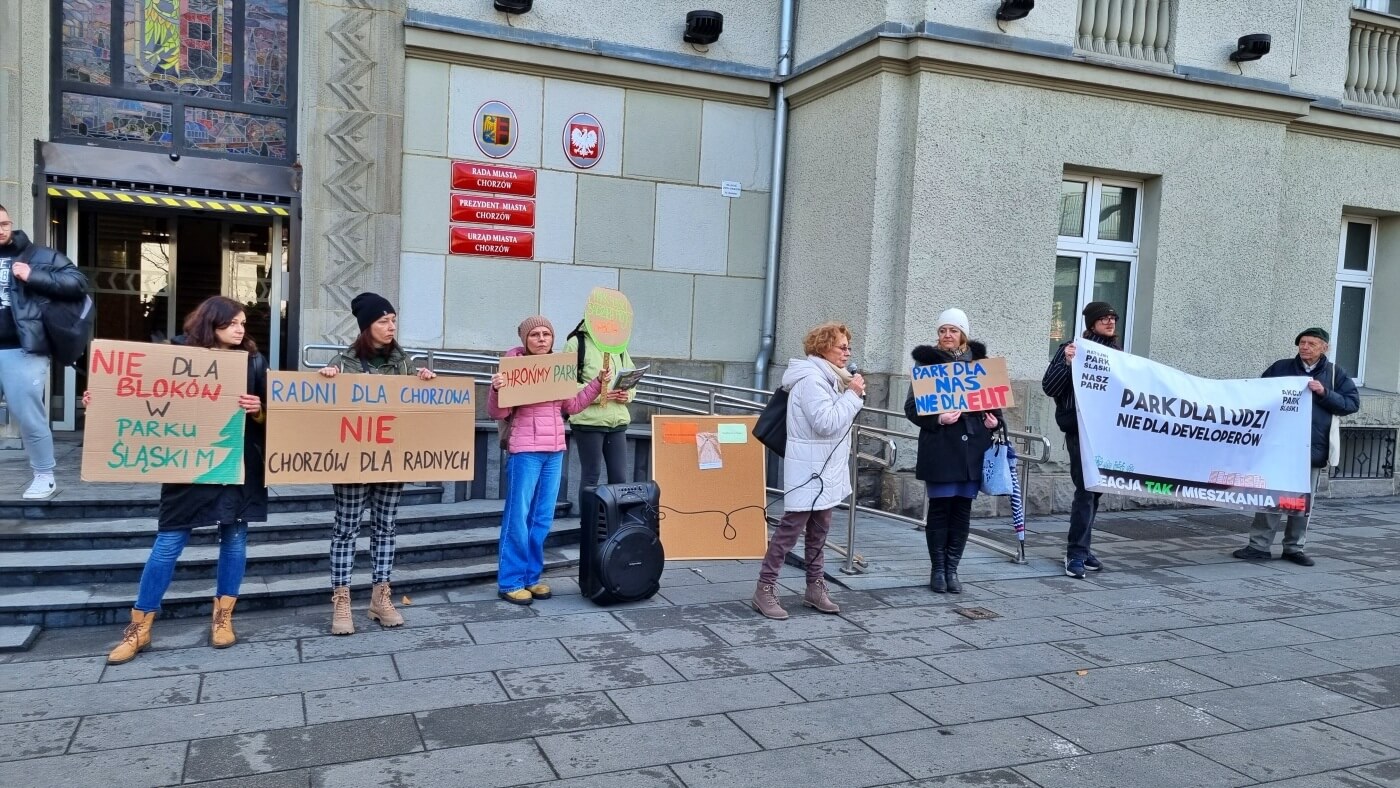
47,186,289,217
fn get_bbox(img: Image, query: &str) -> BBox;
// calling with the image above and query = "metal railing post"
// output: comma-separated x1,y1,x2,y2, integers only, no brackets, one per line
843,425,861,574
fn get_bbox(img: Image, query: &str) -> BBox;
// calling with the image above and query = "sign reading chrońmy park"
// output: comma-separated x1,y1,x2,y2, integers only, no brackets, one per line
1072,343,1314,514
263,372,476,484
496,352,579,408
82,340,248,484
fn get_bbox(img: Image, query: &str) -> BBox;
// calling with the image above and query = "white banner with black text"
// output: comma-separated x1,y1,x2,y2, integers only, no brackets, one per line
1072,343,1314,514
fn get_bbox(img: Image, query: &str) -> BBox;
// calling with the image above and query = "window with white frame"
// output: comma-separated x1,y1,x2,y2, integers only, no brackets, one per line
1355,0,1398,15
1049,176,1143,359
1334,216,1376,384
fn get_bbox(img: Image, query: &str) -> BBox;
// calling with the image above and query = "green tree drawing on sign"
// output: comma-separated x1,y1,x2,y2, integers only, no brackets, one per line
194,410,246,484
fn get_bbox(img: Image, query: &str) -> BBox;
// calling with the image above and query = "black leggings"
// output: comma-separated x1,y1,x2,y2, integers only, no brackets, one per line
574,428,629,502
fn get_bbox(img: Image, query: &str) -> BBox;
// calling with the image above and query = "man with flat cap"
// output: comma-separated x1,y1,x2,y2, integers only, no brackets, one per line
1233,327,1359,566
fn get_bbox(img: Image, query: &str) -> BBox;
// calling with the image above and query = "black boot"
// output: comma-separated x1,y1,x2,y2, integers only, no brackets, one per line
925,525,948,593
945,525,969,594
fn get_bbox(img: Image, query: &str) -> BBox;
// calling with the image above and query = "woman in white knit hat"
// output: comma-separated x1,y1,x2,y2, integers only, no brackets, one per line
904,308,1000,594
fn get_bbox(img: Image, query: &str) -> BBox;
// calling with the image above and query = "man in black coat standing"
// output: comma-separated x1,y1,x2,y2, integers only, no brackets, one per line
1233,327,1360,566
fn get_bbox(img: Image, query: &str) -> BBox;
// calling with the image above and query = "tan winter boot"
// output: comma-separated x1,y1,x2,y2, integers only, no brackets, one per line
367,582,404,627
330,586,354,636
751,582,789,620
107,609,156,665
803,580,840,614
210,596,238,648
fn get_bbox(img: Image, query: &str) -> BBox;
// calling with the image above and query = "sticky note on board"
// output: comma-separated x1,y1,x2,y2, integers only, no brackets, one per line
717,424,748,443
662,422,699,444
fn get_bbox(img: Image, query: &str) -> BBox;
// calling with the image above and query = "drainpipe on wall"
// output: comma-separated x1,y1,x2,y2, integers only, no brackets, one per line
753,0,796,391
1290,0,1304,77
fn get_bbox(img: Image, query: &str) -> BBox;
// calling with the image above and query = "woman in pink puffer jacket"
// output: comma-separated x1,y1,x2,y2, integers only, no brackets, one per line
488,315,607,605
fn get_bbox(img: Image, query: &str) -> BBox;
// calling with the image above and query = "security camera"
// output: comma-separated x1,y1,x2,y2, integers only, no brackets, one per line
1230,34,1271,62
169,152,181,162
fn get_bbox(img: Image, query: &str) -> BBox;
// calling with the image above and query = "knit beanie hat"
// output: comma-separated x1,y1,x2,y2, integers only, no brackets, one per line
351,292,395,333
1083,301,1118,325
937,308,970,338
1295,327,1330,345
517,315,555,346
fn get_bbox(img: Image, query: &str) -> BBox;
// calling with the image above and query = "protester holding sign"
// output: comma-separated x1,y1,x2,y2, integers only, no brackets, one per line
94,296,268,664
904,309,998,594
1042,301,1122,579
1233,327,1359,566
563,309,637,508
489,316,608,605
317,293,436,635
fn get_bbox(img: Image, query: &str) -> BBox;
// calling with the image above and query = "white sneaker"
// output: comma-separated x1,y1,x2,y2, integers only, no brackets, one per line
23,475,57,500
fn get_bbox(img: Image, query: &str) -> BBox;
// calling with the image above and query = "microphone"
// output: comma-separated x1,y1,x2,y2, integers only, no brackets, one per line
846,361,861,375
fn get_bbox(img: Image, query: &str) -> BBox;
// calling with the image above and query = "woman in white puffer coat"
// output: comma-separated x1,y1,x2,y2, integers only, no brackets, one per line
752,322,866,620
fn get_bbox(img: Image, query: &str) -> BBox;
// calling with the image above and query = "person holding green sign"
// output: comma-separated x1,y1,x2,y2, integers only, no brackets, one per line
98,296,269,665
564,314,637,507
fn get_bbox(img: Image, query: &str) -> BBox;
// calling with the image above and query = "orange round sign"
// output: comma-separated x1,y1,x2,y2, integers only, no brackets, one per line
583,287,633,353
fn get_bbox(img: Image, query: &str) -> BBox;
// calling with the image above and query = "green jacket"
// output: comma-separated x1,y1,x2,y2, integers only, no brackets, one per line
563,332,634,430
327,345,417,376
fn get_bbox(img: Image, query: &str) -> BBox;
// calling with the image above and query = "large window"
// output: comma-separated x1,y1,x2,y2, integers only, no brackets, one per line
1049,176,1142,359
54,0,294,161
1334,216,1376,384
1355,0,1398,15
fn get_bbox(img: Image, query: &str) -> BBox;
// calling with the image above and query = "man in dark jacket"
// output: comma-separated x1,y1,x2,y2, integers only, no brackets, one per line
1041,301,1122,579
0,204,88,499
1233,327,1360,566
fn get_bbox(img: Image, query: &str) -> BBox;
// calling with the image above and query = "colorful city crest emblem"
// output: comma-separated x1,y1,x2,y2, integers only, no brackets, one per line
474,100,519,159
130,0,229,87
563,113,604,169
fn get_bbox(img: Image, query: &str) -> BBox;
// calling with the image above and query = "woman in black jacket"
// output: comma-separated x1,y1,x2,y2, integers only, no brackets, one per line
904,308,999,594
93,296,269,665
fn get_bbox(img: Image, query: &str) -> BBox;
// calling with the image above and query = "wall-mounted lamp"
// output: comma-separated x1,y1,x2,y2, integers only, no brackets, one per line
493,0,532,13
996,0,1034,22
1229,33,1272,62
684,10,724,45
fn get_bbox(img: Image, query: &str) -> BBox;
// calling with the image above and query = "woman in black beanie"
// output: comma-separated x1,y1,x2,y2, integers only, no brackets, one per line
316,293,436,634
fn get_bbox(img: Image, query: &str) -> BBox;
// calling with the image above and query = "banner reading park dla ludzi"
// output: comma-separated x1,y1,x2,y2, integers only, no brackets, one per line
264,372,476,484
910,357,1015,415
1073,343,1314,514
82,339,248,484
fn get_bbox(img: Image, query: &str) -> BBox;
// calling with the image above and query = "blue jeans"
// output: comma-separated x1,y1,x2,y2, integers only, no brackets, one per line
134,524,249,612
0,348,55,472
498,451,562,592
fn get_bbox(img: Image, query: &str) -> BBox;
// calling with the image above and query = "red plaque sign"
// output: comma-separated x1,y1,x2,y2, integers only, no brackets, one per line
451,161,537,197
449,226,535,259
450,194,536,228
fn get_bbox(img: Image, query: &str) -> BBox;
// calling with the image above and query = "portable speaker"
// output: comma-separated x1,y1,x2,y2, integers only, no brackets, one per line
579,482,664,605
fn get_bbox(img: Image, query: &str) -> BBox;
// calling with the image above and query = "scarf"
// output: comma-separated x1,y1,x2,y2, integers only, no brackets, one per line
823,358,853,392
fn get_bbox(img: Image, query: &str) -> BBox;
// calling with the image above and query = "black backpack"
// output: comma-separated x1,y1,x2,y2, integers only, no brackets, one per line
18,246,94,368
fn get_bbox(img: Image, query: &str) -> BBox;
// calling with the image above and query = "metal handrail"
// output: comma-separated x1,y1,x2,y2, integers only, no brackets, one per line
300,343,1051,574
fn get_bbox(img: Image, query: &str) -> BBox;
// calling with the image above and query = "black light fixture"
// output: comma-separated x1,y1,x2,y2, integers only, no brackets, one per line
684,10,724,45
1230,33,1272,62
996,0,1034,22
493,0,532,13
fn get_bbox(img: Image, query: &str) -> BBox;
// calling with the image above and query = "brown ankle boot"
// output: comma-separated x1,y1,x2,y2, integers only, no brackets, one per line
367,582,404,627
751,582,789,620
330,586,354,636
803,580,840,614
107,609,156,665
210,596,237,648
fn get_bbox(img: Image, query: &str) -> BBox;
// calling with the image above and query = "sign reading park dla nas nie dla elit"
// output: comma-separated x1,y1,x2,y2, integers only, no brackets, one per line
263,372,477,484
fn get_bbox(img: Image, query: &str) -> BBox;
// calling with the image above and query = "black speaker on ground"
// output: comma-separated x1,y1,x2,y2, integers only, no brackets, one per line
579,482,664,605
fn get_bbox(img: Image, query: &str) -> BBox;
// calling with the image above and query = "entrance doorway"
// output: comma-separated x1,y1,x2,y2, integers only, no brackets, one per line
46,199,290,430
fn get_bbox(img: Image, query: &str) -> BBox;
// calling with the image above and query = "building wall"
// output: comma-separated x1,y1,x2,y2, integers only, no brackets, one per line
395,57,775,362
0,0,50,228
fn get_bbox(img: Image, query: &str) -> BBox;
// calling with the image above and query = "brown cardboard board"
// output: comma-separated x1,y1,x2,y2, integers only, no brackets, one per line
910,356,1016,415
264,371,476,484
496,352,579,407
650,414,767,560
82,339,248,484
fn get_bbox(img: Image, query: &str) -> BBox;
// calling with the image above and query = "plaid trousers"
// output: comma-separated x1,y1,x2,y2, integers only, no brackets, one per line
329,483,404,587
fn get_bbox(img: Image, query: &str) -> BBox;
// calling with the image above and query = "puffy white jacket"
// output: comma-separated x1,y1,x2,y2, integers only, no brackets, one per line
781,356,863,512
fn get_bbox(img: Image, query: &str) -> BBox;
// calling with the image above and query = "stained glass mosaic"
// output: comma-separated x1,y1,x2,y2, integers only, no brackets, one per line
61,92,173,146
244,0,289,107
123,0,235,100
60,0,114,85
185,107,287,158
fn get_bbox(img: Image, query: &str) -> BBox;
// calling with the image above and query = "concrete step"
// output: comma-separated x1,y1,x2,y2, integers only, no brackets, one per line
0,483,445,520
0,545,582,628
0,517,580,587
0,499,563,550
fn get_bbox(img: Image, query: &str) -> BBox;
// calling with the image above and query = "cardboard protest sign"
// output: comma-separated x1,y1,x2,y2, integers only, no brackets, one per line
583,287,633,353
496,352,578,407
910,357,1015,415
264,371,476,484
82,339,248,484
651,415,767,559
